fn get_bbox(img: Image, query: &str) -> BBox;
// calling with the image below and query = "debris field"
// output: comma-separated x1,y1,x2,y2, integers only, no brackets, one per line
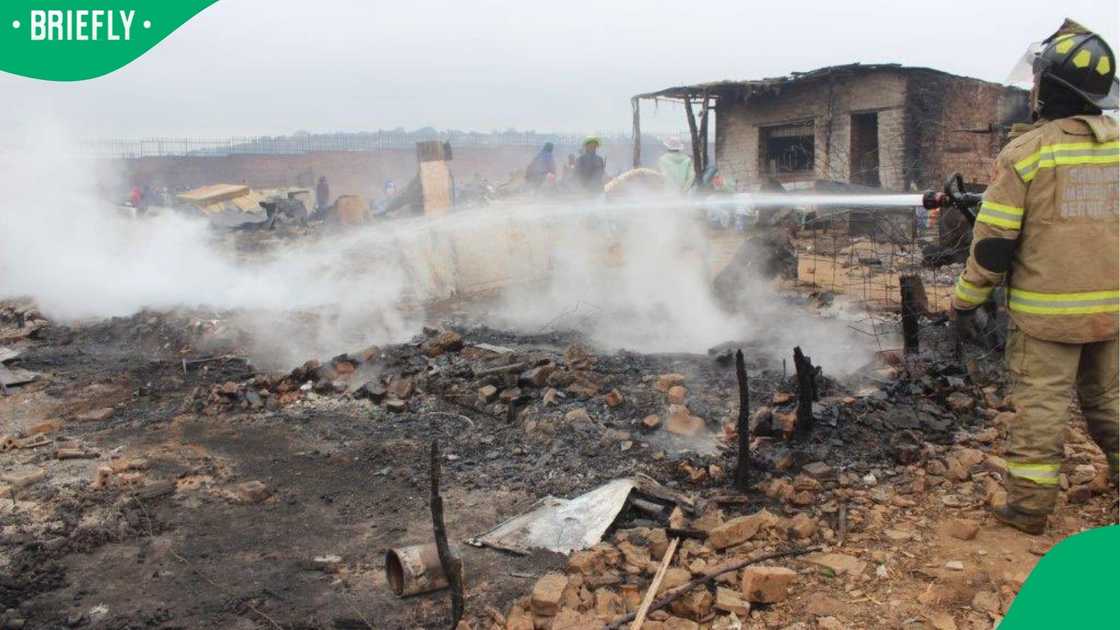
0,266,1115,630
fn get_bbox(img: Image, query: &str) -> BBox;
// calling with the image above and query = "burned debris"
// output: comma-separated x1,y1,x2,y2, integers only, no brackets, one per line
1,32,1114,630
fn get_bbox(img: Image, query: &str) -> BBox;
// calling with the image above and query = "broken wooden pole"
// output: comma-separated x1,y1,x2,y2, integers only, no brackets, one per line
793,347,817,437
900,274,921,355
682,94,703,182
429,440,464,628
629,536,680,630
734,349,750,491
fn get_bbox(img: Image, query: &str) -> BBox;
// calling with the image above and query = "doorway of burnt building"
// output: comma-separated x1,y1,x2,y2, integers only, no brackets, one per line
850,112,880,187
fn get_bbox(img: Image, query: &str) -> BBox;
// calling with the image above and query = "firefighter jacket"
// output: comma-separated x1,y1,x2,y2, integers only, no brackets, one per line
953,115,1119,343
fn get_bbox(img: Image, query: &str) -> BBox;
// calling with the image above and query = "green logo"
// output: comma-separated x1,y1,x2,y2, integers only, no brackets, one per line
1001,525,1119,628
0,1,218,81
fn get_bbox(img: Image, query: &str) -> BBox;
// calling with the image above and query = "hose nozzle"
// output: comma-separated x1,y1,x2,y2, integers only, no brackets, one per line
922,191,950,210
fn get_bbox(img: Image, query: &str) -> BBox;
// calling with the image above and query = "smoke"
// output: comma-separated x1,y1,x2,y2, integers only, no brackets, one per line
476,195,877,375
0,123,875,375
0,124,418,369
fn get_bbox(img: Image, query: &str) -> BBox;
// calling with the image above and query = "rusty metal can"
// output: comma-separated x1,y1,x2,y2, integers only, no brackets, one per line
385,543,452,597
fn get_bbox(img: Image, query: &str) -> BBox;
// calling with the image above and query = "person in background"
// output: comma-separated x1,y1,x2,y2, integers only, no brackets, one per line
525,142,557,188
562,153,577,177
574,136,605,193
129,185,142,209
316,175,331,211
657,137,695,194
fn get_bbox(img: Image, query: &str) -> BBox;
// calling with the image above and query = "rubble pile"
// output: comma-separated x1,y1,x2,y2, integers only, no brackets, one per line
455,408,1113,630
2,303,1117,628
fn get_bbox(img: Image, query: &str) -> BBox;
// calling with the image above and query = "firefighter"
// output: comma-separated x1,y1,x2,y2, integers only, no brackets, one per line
952,23,1119,535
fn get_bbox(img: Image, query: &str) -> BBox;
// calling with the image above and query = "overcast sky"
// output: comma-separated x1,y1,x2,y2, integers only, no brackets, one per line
1,0,1116,138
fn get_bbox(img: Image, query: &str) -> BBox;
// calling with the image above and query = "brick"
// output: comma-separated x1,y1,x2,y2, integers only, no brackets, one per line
666,407,704,437
708,509,778,550
943,518,979,541
605,389,624,407
505,604,533,630
594,588,623,618
565,408,593,425
788,512,818,539
805,552,867,576
1,467,47,489
478,385,498,403
519,365,555,388
422,330,463,357
669,587,712,621
740,566,796,603
552,608,603,629
620,583,641,612
75,407,114,422
28,420,62,435
655,373,686,393
714,586,750,616
662,617,699,630
801,461,833,479
236,480,271,504
657,568,691,595
387,376,414,400
530,573,568,617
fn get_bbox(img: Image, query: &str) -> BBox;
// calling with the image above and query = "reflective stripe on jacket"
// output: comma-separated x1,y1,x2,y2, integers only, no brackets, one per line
953,115,1120,343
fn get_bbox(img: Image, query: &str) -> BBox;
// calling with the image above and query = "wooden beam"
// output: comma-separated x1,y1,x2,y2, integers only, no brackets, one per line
698,89,710,173
683,94,703,182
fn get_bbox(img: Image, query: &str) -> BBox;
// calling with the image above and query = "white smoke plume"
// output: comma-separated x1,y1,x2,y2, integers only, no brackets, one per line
0,123,875,375
0,124,417,368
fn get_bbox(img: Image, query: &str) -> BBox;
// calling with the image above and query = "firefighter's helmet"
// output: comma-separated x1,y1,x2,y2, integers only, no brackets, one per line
1035,31,1118,110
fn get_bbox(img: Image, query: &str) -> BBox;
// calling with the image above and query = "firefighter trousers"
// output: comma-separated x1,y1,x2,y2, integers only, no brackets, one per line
1004,327,1119,515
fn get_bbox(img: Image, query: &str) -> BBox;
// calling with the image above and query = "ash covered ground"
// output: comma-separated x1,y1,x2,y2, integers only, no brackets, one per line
0,254,1115,629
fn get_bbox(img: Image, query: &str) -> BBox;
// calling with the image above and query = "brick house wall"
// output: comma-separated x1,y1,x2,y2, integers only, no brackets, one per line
712,67,1028,192
903,69,1029,190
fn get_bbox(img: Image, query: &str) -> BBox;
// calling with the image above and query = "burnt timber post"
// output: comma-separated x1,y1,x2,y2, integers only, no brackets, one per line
900,274,922,355
430,439,464,627
683,93,703,182
734,349,750,491
793,346,817,437
697,89,710,173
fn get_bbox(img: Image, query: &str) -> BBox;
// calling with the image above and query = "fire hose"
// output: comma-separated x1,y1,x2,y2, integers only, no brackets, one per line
921,173,1005,355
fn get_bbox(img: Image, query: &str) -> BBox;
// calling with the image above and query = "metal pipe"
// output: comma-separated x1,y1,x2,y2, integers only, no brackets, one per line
385,543,455,597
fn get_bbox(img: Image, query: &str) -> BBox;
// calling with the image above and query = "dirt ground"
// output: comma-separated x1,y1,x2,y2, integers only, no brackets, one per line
1,286,1115,629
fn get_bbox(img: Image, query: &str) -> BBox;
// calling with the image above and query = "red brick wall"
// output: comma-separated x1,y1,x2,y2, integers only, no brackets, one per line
903,70,1029,190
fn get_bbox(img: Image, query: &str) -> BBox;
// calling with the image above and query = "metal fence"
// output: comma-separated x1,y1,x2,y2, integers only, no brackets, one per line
76,131,640,159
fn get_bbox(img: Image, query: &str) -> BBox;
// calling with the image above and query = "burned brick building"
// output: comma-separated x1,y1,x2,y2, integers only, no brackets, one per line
632,64,1030,191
